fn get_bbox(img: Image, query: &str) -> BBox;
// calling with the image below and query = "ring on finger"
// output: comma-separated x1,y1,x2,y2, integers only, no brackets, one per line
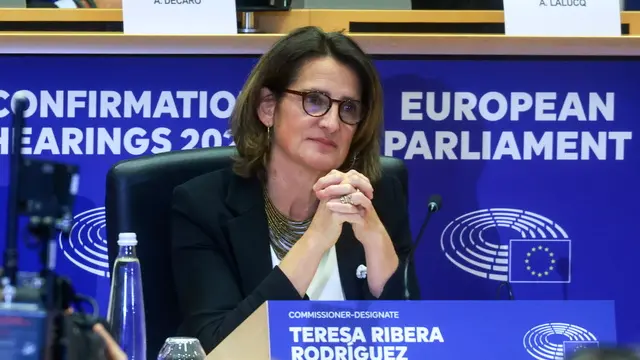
340,194,354,205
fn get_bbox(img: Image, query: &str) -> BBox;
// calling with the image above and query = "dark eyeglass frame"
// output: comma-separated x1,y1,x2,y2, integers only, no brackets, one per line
284,89,364,125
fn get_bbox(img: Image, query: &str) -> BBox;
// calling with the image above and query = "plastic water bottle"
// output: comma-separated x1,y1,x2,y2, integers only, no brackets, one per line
107,232,147,360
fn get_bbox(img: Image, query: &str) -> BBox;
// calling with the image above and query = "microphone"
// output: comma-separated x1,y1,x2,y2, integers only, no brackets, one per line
403,194,442,300
3,93,29,287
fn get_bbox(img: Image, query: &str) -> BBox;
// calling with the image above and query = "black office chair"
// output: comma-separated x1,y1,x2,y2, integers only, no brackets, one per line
105,146,408,356
411,0,503,9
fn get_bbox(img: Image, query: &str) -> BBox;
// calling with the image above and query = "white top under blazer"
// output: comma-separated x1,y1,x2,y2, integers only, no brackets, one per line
270,245,345,300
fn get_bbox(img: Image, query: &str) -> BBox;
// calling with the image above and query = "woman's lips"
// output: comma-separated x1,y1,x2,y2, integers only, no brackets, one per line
309,137,337,148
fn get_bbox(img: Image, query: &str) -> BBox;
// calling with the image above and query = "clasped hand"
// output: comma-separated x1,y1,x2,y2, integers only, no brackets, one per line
310,169,384,246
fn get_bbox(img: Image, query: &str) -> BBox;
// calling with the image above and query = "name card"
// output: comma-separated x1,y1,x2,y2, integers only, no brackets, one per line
266,300,616,359
122,0,237,35
503,0,622,36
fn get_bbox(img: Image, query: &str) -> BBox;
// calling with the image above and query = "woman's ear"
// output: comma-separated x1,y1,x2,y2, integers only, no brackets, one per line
257,87,276,127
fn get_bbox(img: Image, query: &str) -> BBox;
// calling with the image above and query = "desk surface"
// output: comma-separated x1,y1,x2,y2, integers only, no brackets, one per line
0,33,638,56
1,9,640,56
2,9,640,35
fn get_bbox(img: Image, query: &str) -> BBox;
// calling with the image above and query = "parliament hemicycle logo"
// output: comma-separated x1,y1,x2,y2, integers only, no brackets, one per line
57,206,111,278
523,322,599,360
440,208,572,283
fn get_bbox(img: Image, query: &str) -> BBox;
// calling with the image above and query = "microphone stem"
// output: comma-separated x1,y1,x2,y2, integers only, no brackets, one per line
3,103,27,286
496,281,515,300
403,210,434,300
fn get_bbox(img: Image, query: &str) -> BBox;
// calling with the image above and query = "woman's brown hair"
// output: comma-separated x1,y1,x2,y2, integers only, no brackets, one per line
230,26,384,182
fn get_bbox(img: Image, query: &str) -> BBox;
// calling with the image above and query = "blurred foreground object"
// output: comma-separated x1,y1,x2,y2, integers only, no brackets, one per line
570,347,640,360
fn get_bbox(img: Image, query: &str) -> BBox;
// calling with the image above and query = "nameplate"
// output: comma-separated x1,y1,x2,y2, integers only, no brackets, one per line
122,0,237,35
266,300,616,359
503,0,621,36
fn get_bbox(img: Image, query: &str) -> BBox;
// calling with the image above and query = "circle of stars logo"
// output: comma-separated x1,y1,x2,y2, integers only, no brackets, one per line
524,245,556,278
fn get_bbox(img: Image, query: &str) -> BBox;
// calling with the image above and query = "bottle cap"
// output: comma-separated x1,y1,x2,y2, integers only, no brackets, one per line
117,232,138,246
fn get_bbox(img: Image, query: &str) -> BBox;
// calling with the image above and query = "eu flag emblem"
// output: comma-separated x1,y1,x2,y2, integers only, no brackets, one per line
564,341,599,357
508,239,571,283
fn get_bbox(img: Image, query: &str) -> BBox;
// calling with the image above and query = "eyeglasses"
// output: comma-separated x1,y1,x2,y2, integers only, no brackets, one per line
284,89,364,125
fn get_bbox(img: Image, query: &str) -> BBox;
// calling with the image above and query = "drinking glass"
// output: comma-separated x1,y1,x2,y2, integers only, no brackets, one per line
157,337,206,360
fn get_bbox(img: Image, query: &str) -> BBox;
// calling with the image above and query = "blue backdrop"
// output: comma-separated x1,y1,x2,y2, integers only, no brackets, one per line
0,55,637,346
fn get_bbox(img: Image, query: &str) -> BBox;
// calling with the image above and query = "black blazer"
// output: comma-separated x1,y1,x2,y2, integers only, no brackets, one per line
170,166,420,352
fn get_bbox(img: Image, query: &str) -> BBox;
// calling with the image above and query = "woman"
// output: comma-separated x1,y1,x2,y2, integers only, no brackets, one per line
170,26,420,353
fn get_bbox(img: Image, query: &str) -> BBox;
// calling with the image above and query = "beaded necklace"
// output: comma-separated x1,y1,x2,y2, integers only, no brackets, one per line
263,189,313,260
